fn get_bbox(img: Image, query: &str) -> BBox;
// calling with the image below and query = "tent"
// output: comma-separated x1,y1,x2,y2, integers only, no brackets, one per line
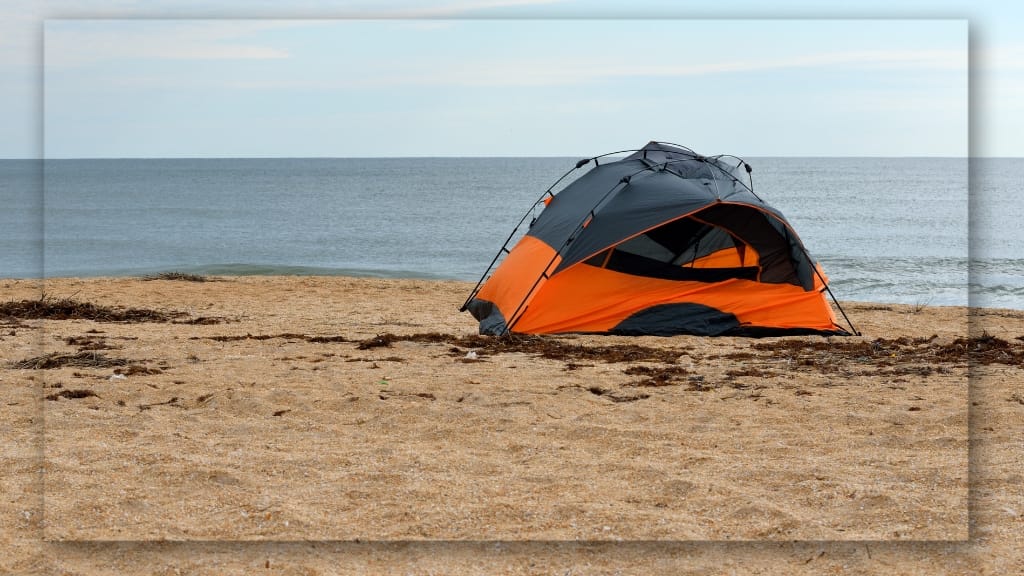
461,141,854,337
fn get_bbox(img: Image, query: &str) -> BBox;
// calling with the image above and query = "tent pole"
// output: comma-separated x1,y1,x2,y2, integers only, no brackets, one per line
804,254,860,336
460,158,595,312
504,159,694,332
505,178,632,333
822,279,860,336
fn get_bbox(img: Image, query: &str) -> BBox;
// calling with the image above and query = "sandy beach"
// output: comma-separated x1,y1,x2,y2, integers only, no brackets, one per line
2,275,1021,574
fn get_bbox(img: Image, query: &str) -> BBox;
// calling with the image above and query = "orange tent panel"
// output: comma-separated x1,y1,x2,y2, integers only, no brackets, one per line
475,234,561,327
513,262,838,334
687,245,759,269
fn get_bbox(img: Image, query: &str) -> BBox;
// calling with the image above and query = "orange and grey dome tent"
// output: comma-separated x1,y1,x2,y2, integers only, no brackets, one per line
461,141,856,337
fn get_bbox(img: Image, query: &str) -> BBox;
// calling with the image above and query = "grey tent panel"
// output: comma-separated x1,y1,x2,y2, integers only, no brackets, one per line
525,141,815,288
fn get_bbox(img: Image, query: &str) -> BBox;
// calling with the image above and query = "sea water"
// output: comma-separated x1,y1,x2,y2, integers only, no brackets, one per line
1,157,1020,310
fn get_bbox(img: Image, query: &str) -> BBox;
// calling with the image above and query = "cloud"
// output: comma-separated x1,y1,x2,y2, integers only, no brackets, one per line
44,20,312,66
85,43,966,95
320,47,968,89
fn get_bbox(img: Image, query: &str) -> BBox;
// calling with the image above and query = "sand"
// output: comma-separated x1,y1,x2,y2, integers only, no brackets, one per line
1,275,1021,574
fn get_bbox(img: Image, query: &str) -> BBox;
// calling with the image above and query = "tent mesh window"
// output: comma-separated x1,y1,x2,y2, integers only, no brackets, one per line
582,212,764,283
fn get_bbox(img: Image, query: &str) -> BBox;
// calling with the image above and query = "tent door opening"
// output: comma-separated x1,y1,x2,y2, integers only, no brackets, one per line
581,210,766,283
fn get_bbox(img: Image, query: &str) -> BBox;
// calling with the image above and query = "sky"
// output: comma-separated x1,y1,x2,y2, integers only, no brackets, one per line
2,1,1022,158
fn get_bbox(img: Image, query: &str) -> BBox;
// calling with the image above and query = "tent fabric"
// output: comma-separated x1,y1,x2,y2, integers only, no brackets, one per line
464,141,847,337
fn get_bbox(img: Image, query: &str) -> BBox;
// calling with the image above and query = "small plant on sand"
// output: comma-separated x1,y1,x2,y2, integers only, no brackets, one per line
910,296,933,314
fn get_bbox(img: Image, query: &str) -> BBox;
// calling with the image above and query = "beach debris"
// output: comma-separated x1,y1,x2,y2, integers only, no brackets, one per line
345,356,404,365
201,332,345,342
138,397,181,411
207,333,296,342
64,335,116,351
379,391,436,401
10,351,128,370
607,391,650,403
45,389,99,401
176,316,224,325
584,385,650,403
307,335,349,343
456,349,485,363
194,329,703,367
108,374,126,381
141,271,211,282
623,365,689,387
0,294,186,322
709,333,1024,371
725,366,777,379
367,332,682,365
358,334,397,349
114,364,162,376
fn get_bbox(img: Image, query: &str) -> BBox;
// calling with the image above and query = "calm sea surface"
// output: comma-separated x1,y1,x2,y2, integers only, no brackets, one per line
2,157,1021,309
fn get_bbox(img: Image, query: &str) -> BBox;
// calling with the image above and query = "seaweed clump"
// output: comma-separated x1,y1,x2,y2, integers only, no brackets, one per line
0,295,183,323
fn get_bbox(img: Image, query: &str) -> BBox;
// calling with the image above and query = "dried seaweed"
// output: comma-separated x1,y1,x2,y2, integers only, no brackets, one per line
0,295,184,323
11,352,129,370
392,332,682,364
141,272,211,282
45,389,99,401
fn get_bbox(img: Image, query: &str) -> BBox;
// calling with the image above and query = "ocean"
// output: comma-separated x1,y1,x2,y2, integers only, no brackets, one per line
2,157,1021,310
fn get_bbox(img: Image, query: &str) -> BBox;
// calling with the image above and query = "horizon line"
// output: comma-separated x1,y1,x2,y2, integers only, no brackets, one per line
4,154,991,160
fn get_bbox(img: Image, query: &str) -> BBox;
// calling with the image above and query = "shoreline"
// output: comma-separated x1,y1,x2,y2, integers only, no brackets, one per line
2,276,1021,573
5,269,1011,312
5,273,1020,315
